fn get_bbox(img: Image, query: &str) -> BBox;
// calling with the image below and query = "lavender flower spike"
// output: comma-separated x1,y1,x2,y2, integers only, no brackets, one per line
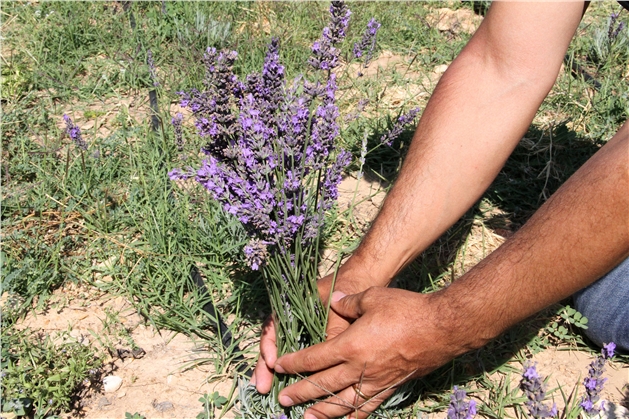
379,107,421,146
308,1,351,71
520,362,558,418
172,113,184,151
612,21,625,41
608,13,620,41
63,114,88,150
580,342,616,416
147,49,159,87
244,239,269,271
353,18,381,67
447,386,477,419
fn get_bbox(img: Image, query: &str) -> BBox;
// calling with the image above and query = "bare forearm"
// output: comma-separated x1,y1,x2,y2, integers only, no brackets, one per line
445,123,629,351
349,3,584,285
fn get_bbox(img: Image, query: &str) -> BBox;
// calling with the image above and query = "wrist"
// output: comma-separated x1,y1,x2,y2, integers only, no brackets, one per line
318,254,390,302
430,281,499,356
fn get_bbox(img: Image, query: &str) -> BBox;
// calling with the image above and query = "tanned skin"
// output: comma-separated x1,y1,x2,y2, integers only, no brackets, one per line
250,2,629,419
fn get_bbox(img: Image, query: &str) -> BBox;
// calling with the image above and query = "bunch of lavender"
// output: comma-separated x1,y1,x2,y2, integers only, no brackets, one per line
447,386,477,419
580,342,616,416
169,0,356,379
520,362,558,419
170,3,422,416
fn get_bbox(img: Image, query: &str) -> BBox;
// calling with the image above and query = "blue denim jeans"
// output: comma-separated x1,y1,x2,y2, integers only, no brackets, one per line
573,256,629,352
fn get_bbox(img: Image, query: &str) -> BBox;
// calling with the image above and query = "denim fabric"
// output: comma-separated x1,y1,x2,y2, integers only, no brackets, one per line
573,256,629,352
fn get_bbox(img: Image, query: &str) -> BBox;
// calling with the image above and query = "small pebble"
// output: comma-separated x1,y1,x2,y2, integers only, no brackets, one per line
103,375,123,392
98,397,112,409
153,401,174,412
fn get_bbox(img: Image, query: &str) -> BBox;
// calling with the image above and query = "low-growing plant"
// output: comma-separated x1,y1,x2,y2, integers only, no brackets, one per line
197,391,229,419
1,327,102,418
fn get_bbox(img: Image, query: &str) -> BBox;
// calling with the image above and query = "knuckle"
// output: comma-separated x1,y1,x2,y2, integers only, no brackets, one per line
326,325,345,340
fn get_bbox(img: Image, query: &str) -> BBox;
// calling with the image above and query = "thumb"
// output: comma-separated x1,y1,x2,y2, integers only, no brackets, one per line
330,290,365,320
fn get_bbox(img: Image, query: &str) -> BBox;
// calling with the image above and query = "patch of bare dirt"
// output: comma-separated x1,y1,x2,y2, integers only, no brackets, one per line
17,284,239,419
318,174,387,277
531,348,629,408
55,95,154,143
341,51,450,115
426,8,483,35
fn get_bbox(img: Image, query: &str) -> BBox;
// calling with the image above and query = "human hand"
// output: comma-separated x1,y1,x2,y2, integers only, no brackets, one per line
250,258,387,394
273,287,468,419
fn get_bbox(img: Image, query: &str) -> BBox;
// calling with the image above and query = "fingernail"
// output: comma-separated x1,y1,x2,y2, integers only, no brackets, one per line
279,395,294,406
332,291,346,302
275,363,286,374
304,413,317,419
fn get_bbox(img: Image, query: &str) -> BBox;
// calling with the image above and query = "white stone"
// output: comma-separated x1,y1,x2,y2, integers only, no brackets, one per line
103,375,123,392
585,402,629,419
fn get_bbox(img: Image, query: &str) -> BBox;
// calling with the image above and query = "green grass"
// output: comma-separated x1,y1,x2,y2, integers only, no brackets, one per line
1,1,628,418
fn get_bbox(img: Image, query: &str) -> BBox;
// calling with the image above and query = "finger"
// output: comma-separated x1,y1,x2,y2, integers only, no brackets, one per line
252,355,274,394
304,386,396,419
330,290,366,320
317,274,334,304
276,364,354,407
253,316,277,394
260,316,277,368
325,310,350,341
275,339,345,375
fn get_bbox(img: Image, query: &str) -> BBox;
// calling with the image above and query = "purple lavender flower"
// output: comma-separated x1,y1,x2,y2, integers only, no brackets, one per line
173,40,348,254
447,386,477,419
580,342,616,416
345,98,369,122
172,113,184,151
608,13,623,41
308,1,351,71
147,49,158,87
243,239,268,270
353,18,381,67
171,7,352,281
612,21,625,41
187,48,241,157
379,107,421,146
63,114,87,150
520,362,558,418
322,149,351,210
602,342,615,359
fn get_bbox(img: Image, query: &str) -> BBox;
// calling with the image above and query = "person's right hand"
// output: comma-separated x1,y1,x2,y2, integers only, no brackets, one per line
250,257,385,394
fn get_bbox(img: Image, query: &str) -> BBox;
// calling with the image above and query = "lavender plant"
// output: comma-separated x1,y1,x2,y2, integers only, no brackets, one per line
169,3,418,417
447,386,477,419
63,114,87,150
172,113,184,152
147,49,159,87
379,108,422,146
520,362,558,419
607,13,625,43
353,18,381,71
169,39,346,361
580,342,615,416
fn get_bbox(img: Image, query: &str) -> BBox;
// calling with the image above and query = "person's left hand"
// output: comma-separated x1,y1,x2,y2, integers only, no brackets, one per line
273,287,470,419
